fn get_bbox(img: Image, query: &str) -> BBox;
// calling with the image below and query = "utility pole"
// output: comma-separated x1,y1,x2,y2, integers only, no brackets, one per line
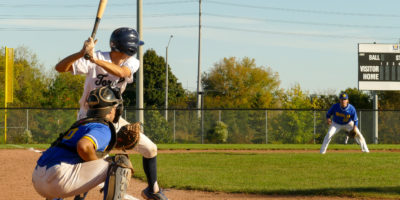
165,35,173,121
196,0,202,118
136,0,144,125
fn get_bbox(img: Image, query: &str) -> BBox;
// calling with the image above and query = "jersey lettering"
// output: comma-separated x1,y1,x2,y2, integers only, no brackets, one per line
63,127,79,140
335,112,344,118
335,112,350,123
343,114,350,123
117,77,125,84
95,74,125,87
95,74,112,86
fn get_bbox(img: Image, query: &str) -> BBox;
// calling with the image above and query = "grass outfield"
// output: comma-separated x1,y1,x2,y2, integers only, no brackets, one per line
3,143,400,150
3,143,400,198
156,143,400,150
130,152,400,199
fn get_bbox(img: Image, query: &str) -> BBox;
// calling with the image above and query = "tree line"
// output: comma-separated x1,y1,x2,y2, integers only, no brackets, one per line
1,46,400,144
3,46,400,110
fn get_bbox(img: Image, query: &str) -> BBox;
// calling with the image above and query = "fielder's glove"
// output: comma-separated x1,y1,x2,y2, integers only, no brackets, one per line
347,129,356,138
115,122,141,151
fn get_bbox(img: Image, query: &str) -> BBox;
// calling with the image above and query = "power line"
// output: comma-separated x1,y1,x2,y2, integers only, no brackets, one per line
0,13,194,20
3,1,400,19
0,1,196,8
0,26,396,41
206,0,400,18
205,25,397,41
204,13,400,30
145,25,198,30
145,0,197,5
1,12,399,30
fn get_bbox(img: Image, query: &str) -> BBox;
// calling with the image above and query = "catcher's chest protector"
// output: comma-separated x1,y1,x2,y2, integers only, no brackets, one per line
50,118,117,157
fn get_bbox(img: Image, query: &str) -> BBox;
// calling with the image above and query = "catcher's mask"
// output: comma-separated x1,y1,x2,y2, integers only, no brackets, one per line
87,86,123,123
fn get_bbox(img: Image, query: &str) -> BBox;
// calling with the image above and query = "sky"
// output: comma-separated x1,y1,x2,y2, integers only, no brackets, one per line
2,0,400,95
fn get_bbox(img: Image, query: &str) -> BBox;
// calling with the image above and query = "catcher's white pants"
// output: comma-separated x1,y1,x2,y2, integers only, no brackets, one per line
320,121,369,154
32,159,109,199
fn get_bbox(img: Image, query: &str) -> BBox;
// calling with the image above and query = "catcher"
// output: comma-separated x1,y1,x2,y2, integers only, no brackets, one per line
320,93,370,154
55,27,168,199
32,86,134,200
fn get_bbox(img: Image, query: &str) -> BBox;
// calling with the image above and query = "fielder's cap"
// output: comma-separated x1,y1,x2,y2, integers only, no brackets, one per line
339,93,348,100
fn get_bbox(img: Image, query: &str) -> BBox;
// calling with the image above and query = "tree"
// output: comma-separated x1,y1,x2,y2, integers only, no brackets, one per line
341,88,372,109
46,72,85,108
270,84,316,143
124,49,186,108
374,91,400,143
0,46,50,107
144,108,171,143
377,91,400,109
202,57,280,108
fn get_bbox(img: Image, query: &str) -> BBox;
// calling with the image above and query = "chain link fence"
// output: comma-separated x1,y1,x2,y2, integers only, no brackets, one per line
0,108,395,144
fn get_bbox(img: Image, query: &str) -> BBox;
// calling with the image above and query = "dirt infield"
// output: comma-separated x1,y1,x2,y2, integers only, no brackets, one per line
0,149,386,200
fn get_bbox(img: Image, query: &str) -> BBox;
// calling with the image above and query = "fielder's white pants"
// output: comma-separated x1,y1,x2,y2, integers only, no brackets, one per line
32,159,109,199
320,121,369,154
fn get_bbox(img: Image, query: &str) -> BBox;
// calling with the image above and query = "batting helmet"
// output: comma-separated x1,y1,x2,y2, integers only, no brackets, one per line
87,86,123,123
110,27,144,56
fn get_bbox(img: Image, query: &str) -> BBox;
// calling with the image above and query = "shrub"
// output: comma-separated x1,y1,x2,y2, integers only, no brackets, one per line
207,121,228,144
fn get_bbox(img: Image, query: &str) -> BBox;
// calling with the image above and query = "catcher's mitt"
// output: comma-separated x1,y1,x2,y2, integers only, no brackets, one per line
347,129,356,138
115,122,141,151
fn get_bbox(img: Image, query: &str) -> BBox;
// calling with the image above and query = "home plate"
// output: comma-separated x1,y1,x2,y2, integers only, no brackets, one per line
97,182,140,200
28,147,42,153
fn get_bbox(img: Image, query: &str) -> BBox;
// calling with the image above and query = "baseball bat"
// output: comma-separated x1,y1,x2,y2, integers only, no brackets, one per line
84,0,108,60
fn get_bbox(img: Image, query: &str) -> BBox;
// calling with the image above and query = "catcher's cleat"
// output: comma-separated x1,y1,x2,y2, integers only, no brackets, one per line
141,187,169,200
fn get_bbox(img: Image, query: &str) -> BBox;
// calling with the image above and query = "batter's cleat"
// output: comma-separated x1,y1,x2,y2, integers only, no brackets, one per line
141,187,169,200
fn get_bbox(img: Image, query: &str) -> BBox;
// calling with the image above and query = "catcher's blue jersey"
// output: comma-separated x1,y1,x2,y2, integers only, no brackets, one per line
37,122,111,169
326,103,358,126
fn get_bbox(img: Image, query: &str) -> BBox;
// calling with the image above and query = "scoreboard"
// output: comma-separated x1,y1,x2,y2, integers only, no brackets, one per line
358,43,400,90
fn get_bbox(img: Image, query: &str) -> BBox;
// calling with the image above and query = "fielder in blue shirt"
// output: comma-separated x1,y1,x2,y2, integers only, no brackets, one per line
320,93,369,154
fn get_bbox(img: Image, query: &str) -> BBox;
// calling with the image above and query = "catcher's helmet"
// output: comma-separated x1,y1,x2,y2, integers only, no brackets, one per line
87,86,123,123
110,27,144,56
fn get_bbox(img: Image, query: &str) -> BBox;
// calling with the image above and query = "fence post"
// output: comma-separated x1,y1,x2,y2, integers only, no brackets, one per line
313,110,316,144
26,109,29,130
201,108,204,144
265,110,268,144
173,109,176,143
359,110,361,133
219,110,221,121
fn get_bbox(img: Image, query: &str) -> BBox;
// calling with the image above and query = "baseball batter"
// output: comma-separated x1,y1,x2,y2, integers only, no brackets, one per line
32,86,133,200
320,93,370,154
54,27,168,200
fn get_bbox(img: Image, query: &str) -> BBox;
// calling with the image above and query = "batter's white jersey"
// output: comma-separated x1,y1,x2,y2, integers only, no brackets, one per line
72,51,139,119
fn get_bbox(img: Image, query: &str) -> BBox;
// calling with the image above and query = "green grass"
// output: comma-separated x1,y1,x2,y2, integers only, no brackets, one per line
2,143,400,198
157,143,400,151
2,143,400,150
129,151,400,199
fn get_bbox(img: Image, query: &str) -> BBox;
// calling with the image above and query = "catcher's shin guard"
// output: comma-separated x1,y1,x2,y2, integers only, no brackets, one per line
103,154,134,200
